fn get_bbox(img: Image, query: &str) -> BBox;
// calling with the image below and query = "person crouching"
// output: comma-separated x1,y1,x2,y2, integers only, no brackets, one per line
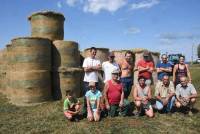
63,90,81,122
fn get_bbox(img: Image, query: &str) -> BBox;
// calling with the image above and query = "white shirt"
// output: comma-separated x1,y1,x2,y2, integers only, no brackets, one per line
102,61,120,83
82,57,101,82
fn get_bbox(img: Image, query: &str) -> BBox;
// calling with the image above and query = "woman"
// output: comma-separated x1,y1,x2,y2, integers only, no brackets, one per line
133,77,154,118
173,56,192,86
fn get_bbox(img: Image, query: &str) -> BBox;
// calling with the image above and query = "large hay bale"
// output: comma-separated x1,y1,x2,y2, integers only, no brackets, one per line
6,70,52,106
10,37,52,71
83,48,109,63
52,67,83,99
52,40,80,70
28,11,65,41
112,50,135,64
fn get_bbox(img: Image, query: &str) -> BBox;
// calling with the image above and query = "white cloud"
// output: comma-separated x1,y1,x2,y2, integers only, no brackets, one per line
130,0,160,10
124,27,141,34
83,0,127,14
66,0,78,7
57,1,63,8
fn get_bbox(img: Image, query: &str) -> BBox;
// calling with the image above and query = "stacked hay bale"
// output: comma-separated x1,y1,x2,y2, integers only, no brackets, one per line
132,48,160,85
52,40,83,99
0,48,7,94
6,37,52,106
28,11,65,41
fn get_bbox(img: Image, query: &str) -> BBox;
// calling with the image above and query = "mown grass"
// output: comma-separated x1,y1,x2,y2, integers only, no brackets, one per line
0,65,200,134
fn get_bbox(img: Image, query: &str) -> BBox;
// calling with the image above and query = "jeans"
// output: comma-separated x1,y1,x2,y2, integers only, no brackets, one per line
120,77,133,99
156,96,176,112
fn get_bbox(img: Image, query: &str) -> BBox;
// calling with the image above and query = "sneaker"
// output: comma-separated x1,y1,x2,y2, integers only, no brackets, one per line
133,111,140,117
188,111,193,116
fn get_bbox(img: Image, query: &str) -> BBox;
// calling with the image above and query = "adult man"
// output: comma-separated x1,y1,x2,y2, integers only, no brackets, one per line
104,69,128,117
119,51,134,99
82,47,101,115
133,77,154,118
156,54,172,81
136,51,154,86
175,76,197,114
102,52,120,83
154,75,175,113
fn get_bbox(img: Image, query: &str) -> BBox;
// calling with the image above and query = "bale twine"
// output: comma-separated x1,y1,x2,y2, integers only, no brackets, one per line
10,37,52,71
6,70,52,106
133,49,160,85
52,40,80,70
52,67,83,99
28,11,65,41
83,48,109,63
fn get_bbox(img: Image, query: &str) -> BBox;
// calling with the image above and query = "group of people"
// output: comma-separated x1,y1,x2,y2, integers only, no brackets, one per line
63,47,198,122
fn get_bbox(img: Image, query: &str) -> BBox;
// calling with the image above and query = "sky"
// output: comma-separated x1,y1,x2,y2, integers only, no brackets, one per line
0,0,200,61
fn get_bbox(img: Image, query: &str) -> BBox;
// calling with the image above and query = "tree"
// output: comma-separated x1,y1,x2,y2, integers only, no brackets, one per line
198,44,200,58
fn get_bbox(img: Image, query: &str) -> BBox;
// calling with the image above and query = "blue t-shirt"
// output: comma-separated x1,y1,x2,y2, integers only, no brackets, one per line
85,90,102,110
156,62,172,80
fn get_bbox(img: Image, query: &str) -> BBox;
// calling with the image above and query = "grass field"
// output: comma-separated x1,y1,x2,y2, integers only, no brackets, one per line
0,65,200,134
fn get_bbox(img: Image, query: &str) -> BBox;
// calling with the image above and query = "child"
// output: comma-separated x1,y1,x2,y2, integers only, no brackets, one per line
85,82,102,122
63,90,81,122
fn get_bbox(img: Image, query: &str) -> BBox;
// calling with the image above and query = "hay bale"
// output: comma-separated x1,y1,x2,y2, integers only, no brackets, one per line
28,11,65,41
10,37,52,71
83,48,109,63
6,70,52,106
52,67,83,99
52,40,80,70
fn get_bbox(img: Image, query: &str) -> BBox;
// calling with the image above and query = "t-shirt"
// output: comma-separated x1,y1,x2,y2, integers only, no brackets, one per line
102,61,120,83
155,81,175,98
85,90,102,110
82,57,101,82
176,83,197,97
156,62,172,80
137,59,154,79
63,98,78,111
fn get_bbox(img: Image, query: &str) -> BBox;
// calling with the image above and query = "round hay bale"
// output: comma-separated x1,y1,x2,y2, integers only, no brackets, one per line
52,67,83,99
52,40,80,70
28,11,65,41
112,50,135,64
83,48,109,63
10,37,52,71
6,70,52,106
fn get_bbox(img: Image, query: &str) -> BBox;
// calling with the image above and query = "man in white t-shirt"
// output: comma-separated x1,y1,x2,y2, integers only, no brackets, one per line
102,52,120,83
82,47,101,116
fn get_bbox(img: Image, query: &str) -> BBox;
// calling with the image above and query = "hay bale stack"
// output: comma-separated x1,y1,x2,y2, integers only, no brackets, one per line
6,37,52,106
0,48,7,93
53,67,83,99
83,48,109,63
133,49,160,85
28,11,65,41
52,40,80,70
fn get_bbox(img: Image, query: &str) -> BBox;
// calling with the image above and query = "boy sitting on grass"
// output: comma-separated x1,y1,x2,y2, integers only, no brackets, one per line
63,90,81,122
86,81,102,122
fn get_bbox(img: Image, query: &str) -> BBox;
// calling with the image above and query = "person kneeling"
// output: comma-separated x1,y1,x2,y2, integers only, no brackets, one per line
133,77,154,118
154,75,175,113
175,76,197,115
104,69,125,117
86,82,102,122
63,90,81,122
